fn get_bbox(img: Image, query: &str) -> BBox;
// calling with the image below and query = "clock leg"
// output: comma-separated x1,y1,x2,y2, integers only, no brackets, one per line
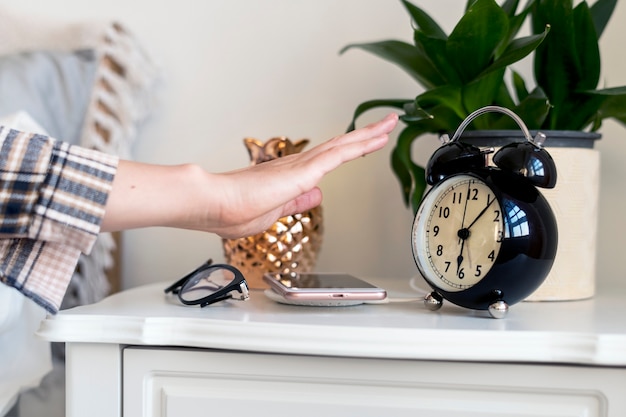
424,291,444,311
488,300,509,319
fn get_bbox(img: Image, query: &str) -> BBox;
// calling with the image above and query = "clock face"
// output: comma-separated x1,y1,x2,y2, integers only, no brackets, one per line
412,174,505,293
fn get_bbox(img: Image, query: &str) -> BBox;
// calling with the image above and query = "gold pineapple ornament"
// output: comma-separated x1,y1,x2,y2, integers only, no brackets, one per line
222,136,324,289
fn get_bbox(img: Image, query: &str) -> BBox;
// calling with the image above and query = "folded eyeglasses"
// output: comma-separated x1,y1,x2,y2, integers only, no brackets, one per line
164,259,249,307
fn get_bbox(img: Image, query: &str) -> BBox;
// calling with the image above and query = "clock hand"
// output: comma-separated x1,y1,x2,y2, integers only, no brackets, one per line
456,227,470,277
456,239,465,277
458,182,471,244
466,197,495,231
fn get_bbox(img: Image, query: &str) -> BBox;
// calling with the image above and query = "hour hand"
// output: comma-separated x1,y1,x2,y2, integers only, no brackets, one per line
456,235,466,276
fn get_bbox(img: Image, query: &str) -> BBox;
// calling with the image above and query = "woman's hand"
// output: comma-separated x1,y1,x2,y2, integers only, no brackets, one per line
101,113,398,237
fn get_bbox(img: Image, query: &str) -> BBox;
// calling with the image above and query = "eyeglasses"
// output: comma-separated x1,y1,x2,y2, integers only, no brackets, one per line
164,259,250,307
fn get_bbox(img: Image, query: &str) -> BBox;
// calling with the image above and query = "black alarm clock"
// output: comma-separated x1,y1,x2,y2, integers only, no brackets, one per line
411,106,558,318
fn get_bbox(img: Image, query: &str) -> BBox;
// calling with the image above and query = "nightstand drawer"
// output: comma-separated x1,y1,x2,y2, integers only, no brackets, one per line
123,346,624,417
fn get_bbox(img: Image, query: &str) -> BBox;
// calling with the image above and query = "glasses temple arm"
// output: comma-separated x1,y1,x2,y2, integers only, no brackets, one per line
163,259,214,294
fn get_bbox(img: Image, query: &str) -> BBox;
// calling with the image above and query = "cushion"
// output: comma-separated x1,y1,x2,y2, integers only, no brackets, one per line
0,49,98,144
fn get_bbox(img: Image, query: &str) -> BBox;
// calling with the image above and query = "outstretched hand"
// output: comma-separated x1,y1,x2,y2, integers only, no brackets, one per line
209,113,399,237
101,113,398,237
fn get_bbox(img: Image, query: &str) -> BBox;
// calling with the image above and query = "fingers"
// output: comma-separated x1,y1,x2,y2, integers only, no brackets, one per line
319,113,398,149
290,113,396,170
253,113,397,202
212,113,398,239
296,132,389,182
351,112,399,139
283,112,397,171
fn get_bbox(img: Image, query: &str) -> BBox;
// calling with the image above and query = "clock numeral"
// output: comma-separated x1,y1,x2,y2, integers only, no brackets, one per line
438,206,450,218
493,209,501,222
432,225,440,236
436,245,444,256
470,188,479,200
496,231,503,243
488,250,495,261
455,188,479,204
444,261,451,272
457,268,465,279
475,265,482,277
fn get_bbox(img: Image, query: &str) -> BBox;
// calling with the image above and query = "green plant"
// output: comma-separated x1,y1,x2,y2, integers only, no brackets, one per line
341,0,626,212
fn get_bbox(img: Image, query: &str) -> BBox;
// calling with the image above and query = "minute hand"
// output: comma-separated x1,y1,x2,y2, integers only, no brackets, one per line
466,198,495,230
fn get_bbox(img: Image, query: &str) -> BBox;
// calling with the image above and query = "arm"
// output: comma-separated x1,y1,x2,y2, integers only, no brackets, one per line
0,113,397,313
101,113,398,238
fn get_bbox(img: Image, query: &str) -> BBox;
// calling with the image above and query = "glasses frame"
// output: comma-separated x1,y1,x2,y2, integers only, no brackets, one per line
164,259,250,307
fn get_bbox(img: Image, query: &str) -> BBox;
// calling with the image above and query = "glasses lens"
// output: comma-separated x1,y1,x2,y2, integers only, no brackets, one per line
179,267,237,303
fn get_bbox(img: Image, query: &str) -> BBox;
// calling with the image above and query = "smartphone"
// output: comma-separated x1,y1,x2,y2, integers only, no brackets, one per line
262,272,387,302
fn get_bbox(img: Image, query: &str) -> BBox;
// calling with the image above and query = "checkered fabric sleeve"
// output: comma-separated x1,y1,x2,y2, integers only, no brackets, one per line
0,126,119,314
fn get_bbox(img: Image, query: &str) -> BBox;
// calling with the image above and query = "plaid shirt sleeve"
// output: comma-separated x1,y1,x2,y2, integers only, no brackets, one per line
0,126,119,314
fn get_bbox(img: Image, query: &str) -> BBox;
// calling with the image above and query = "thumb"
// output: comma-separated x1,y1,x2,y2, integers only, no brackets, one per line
280,187,323,217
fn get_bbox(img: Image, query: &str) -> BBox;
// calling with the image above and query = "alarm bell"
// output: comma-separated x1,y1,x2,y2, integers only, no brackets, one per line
492,140,557,188
426,142,493,185
431,106,558,189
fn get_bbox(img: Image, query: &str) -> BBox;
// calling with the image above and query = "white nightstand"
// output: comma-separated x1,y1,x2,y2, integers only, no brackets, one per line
38,278,626,417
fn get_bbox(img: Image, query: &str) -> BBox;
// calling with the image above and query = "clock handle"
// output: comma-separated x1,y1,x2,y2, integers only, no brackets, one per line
443,106,557,189
446,105,546,147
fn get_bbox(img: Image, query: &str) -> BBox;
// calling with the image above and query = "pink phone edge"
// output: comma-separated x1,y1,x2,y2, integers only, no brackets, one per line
262,273,387,301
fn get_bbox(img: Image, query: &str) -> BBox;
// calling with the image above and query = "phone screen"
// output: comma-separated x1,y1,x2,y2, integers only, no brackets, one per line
275,273,379,290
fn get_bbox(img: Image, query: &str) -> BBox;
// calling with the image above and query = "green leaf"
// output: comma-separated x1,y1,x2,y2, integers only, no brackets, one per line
512,70,530,102
400,101,435,123
480,25,550,78
342,0,625,214
414,85,465,120
572,1,600,91
500,0,520,16
491,87,551,129
462,70,507,127
391,125,428,208
599,92,626,126
589,86,626,96
400,0,447,40
590,0,618,38
532,0,579,129
552,91,605,130
496,0,535,57
494,79,517,109
405,86,466,133
447,0,509,84
583,87,626,129
390,144,414,206
410,105,464,133
340,40,445,89
414,31,461,85
345,99,411,132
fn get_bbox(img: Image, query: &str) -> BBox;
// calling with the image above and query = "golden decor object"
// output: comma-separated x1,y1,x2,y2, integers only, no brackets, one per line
222,136,324,289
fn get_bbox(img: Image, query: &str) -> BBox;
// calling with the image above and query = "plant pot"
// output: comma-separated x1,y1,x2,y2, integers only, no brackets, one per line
460,130,601,301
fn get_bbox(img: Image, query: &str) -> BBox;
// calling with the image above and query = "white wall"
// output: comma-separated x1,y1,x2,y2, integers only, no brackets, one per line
4,0,625,292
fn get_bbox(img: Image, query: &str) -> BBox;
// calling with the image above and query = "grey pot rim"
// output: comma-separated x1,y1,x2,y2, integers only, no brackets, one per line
456,129,601,149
